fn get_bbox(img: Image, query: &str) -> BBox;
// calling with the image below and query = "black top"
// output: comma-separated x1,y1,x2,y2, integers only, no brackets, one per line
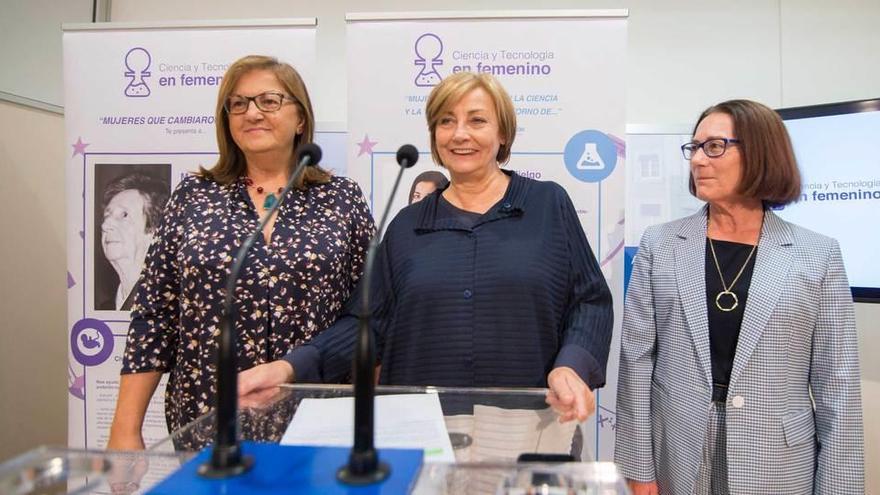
437,195,487,229
705,238,757,401
286,171,614,389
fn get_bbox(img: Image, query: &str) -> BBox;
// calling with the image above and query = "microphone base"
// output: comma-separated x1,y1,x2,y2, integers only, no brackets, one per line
197,453,254,479
336,460,391,486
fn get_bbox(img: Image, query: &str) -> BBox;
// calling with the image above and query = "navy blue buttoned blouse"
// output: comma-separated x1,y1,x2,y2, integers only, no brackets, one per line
286,171,613,389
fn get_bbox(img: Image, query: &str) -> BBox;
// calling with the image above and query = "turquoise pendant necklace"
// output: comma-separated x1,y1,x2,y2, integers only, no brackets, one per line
242,177,283,211
262,193,278,210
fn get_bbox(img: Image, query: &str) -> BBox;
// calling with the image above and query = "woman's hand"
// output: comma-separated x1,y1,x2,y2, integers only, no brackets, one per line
627,480,659,495
545,366,596,423
239,385,285,409
238,360,295,397
106,430,146,451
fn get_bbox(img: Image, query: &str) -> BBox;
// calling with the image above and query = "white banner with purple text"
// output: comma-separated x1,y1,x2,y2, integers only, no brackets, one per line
62,19,318,453
346,10,628,460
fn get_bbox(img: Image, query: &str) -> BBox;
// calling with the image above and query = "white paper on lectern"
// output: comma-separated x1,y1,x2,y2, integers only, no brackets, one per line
280,393,455,463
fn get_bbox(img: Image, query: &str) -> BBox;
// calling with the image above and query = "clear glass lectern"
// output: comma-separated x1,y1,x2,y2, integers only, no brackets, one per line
0,384,628,494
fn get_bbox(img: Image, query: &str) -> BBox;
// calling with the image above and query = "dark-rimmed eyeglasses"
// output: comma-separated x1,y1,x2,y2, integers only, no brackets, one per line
681,138,741,160
224,92,293,114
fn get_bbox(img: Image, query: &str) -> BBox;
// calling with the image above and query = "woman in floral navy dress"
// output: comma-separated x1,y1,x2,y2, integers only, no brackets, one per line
107,55,374,450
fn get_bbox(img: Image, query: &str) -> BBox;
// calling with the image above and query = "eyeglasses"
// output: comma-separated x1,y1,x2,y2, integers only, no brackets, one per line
681,138,741,160
224,91,294,114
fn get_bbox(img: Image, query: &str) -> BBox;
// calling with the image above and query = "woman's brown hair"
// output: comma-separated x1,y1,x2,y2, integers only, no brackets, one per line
200,55,330,188
689,99,801,206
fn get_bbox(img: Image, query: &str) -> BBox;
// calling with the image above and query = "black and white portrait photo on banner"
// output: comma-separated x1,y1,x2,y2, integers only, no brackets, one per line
93,163,171,312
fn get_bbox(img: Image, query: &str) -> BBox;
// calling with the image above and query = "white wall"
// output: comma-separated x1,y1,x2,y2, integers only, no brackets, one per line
0,0,92,108
0,1,876,490
0,100,68,460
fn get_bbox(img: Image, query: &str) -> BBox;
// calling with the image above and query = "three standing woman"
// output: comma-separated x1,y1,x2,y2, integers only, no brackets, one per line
615,99,863,494
103,58,861,494
108,55,375,449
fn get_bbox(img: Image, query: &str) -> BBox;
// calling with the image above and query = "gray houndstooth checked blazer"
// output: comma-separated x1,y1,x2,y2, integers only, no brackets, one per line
614,206,863,494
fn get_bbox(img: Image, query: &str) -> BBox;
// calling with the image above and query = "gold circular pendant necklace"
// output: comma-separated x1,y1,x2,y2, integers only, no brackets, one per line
708,214,762,312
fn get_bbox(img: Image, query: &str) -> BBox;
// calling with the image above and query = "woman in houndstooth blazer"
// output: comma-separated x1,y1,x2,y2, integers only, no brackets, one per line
615,100,863,495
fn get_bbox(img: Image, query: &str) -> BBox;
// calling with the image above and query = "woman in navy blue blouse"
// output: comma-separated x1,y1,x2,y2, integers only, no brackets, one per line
107,55,375,449
240,72,613,422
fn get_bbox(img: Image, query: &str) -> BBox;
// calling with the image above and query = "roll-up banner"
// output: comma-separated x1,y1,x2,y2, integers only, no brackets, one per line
63,19,318,451
346,10,628,459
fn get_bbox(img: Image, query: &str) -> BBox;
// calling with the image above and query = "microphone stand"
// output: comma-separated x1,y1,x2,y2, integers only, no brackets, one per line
338,145,418,485
199,144,322,478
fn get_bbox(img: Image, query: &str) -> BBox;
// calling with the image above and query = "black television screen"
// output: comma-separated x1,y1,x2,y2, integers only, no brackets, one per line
775,98,880,302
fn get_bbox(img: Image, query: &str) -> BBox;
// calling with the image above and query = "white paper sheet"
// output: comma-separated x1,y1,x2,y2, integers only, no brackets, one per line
281,393,455,463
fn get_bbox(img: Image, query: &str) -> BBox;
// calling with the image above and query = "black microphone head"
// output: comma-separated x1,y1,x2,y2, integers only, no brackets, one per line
395,144,419,168
296,143,322,166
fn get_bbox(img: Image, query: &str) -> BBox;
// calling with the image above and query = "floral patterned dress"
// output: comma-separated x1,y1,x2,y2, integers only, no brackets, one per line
121,174,375,435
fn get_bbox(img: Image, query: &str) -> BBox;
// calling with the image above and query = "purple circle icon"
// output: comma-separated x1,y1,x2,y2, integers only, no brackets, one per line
70,318,114,367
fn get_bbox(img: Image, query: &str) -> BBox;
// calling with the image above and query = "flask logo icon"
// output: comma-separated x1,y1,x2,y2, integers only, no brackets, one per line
124,47,152,97
576,142,606,170
563,130,618,183
414,33,443,87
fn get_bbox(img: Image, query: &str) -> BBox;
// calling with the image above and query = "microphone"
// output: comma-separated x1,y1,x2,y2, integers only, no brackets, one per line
338,144,418,485
199,143,322,478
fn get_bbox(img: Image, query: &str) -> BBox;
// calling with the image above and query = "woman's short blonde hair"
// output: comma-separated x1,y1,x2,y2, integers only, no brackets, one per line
200,55,330,188
425,72,517,167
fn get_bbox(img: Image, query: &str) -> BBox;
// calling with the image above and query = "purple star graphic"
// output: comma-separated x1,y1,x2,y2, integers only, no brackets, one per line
356,134,378,157
71,137,89,157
